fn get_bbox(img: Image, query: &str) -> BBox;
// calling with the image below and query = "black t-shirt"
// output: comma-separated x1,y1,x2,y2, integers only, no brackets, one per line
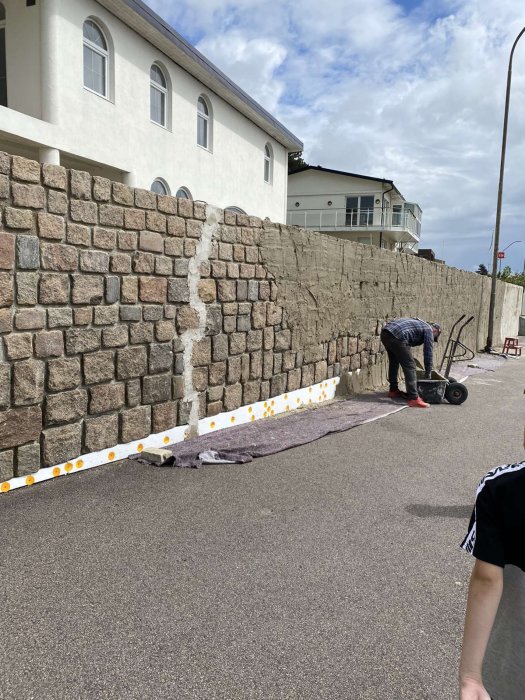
461,460,525,571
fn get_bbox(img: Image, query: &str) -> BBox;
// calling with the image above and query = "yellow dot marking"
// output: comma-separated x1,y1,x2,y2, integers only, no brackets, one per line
137,444,144,453
296,398,300,403
52,467,61,477
75,459,83,469
230,416,235,423
308,387,312,393
286,405,290,411
251,415,255,421
264,412,268,418
271,410,275,415
210,421,216,429
25,475,35,486
284,394,288,400
1,482,10,493
271,400,275,406
308,399,312,404
333,379,337,384
264,402,268,408
163,437,170,445
64,463,73,473
248,407,253,413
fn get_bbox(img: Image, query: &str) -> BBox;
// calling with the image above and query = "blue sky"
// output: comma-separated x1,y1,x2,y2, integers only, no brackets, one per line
144,0,525,274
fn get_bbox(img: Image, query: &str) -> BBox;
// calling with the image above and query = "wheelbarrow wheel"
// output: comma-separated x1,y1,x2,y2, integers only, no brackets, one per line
445,382,468,405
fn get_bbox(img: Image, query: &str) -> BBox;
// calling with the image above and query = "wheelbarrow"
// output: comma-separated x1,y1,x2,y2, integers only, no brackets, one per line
414,316,474,405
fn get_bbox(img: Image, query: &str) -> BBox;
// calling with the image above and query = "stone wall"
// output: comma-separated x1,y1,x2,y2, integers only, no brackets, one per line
0,152,521,481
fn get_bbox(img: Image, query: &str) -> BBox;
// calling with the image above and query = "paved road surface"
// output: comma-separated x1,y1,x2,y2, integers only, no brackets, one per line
1,358,524,700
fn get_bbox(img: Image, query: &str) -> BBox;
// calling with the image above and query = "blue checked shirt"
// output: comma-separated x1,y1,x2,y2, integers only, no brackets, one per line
383,318,434,375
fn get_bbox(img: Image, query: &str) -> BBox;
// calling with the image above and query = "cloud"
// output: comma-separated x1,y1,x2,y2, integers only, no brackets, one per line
144,0,525,272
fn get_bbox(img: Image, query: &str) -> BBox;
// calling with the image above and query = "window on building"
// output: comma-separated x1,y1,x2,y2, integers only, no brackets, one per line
150,63,168,127
264,143,273,183
225,206,246,214
83,19,108,97
345,195,374,227
197,96,211,149
151,178,170,196
176,187,192,199
0,3,6,108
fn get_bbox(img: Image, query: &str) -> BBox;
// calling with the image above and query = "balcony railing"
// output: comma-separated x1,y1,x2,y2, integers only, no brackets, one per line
287,206,421,241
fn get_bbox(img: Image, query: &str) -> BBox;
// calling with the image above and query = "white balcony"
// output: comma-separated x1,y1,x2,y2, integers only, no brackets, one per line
287,204,421,243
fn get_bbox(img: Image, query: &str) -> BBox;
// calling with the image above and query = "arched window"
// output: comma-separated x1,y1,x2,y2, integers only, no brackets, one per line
150,63,168,127
151,178,170,196
264,143,273,184
0,3,6,107
83,19,108,97
197,95,212,150
225,206,246,215
176,187,192,200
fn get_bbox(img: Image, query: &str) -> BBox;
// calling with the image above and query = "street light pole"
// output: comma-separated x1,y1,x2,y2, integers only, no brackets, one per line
485,26,525,352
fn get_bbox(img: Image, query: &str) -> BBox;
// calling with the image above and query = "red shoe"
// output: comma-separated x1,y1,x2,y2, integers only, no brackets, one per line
388,389,408,399
407,396,430,408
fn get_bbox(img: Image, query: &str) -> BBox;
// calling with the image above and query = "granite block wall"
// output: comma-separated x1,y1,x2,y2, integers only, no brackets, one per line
0,152,521,481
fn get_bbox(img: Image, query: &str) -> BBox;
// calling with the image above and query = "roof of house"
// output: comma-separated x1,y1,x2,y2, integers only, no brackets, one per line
289,165,395,185
96,0,303,151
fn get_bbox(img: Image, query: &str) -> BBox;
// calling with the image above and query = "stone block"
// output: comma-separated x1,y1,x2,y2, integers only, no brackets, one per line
155,256,173,276
174,352,184,374
246,330,263,352
5,207,33,230
112,182,134,206
149,343,173,374
0,363,9,407
155,320,175,342
129,322,153,345
133,251,155,273
121,276,138,303
207,401,223,417
48,357,81,392
205,305,222,336
0,272,13,307
16,235,39,269
143,306,163,322
80,250,109,273
12,183,45,209
157,195,178,215
39,273,69,304
42,423,82,466
270,373,287,397
83,350,115,384
94,305,119,325
198,279,216,303
164,237,183,257
84,414,119,451
124,208,146,230
251,302,266,330
89,382,125,414
262,351,273,380
192,366,208,391
93,227,117,250
282,350,296,372
70,170,92,199
184,239,196,257
74,307,93,325
140,447,172,465
0,152,9,175
70,199,98,224
212,334,229,362
177,197,193,218
48,190,68,215
275,329,292,351
0,232,15,269
229,332,247,355
228,356,242,384
0,309,12,334
41,242,78,271
117,346,148,379
34,330,64,358
15,308,46,330
250,351,262,380
207,385,223,403
0,174,7,199
243,381,261,405
186,220,202,239
45,388,88,426
110,253,132,274
118,230,137,250
105,276,120,304
245,246,259,264
224,383,242,411
102,325,129,348
239,263,255,279
172,375,184,400
135,189,156,210
152,401,178,432
67,223,91,247
65,328,101,354
139,276,167,303
0,449,13,480
120,405,151,443
167,216,185,237
236,280,248,301
192,337,212,366
211,260,227,278
143,374,171,404
93,176,111,202
16,272,38,305
37,213,65,240
178,401,191,425
4,333,31,360
173,258,189,277
71,275,104,304
223,316,236,333
237,315,251,332
16,442,41,476
120,305,141,322
0,405,42,450
227,262,239,279
219,243,233,261
13,359,44,406
287,368,301,392
209,361,226,386
145,211,166,233
168,278,190,303
217,280,236,302
99,204,124,227
126,379,141,407
43,163,67,190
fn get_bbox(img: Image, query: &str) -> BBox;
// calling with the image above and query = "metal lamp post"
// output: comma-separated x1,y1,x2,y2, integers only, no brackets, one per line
485,26,525,353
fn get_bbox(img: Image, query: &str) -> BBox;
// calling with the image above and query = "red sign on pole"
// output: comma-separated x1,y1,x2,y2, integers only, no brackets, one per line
497,251,505,259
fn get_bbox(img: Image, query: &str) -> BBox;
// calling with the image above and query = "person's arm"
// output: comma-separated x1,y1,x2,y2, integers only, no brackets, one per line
422,326,433,377
459,559,503,699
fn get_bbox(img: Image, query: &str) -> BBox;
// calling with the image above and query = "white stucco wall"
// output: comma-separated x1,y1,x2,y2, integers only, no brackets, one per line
4,0,41,119
0,0,291,222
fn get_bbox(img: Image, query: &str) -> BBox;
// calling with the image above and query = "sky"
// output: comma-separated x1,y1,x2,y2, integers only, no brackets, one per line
144,0,525,274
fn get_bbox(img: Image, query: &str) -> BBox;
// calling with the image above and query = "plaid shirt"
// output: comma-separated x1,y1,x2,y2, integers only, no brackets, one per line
383,318,434,375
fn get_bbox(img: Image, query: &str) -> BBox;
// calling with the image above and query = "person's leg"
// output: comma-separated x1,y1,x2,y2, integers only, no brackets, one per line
381,330,400,391
396,344,418,400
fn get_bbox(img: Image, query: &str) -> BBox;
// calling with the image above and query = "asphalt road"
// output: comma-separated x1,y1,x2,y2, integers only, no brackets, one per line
1,357,524,700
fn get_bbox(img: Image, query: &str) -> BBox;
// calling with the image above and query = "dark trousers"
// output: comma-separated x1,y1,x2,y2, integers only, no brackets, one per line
380,329,418,399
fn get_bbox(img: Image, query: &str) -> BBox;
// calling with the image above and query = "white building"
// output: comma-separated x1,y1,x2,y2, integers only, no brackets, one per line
0,0,302,222
287,166,422,253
